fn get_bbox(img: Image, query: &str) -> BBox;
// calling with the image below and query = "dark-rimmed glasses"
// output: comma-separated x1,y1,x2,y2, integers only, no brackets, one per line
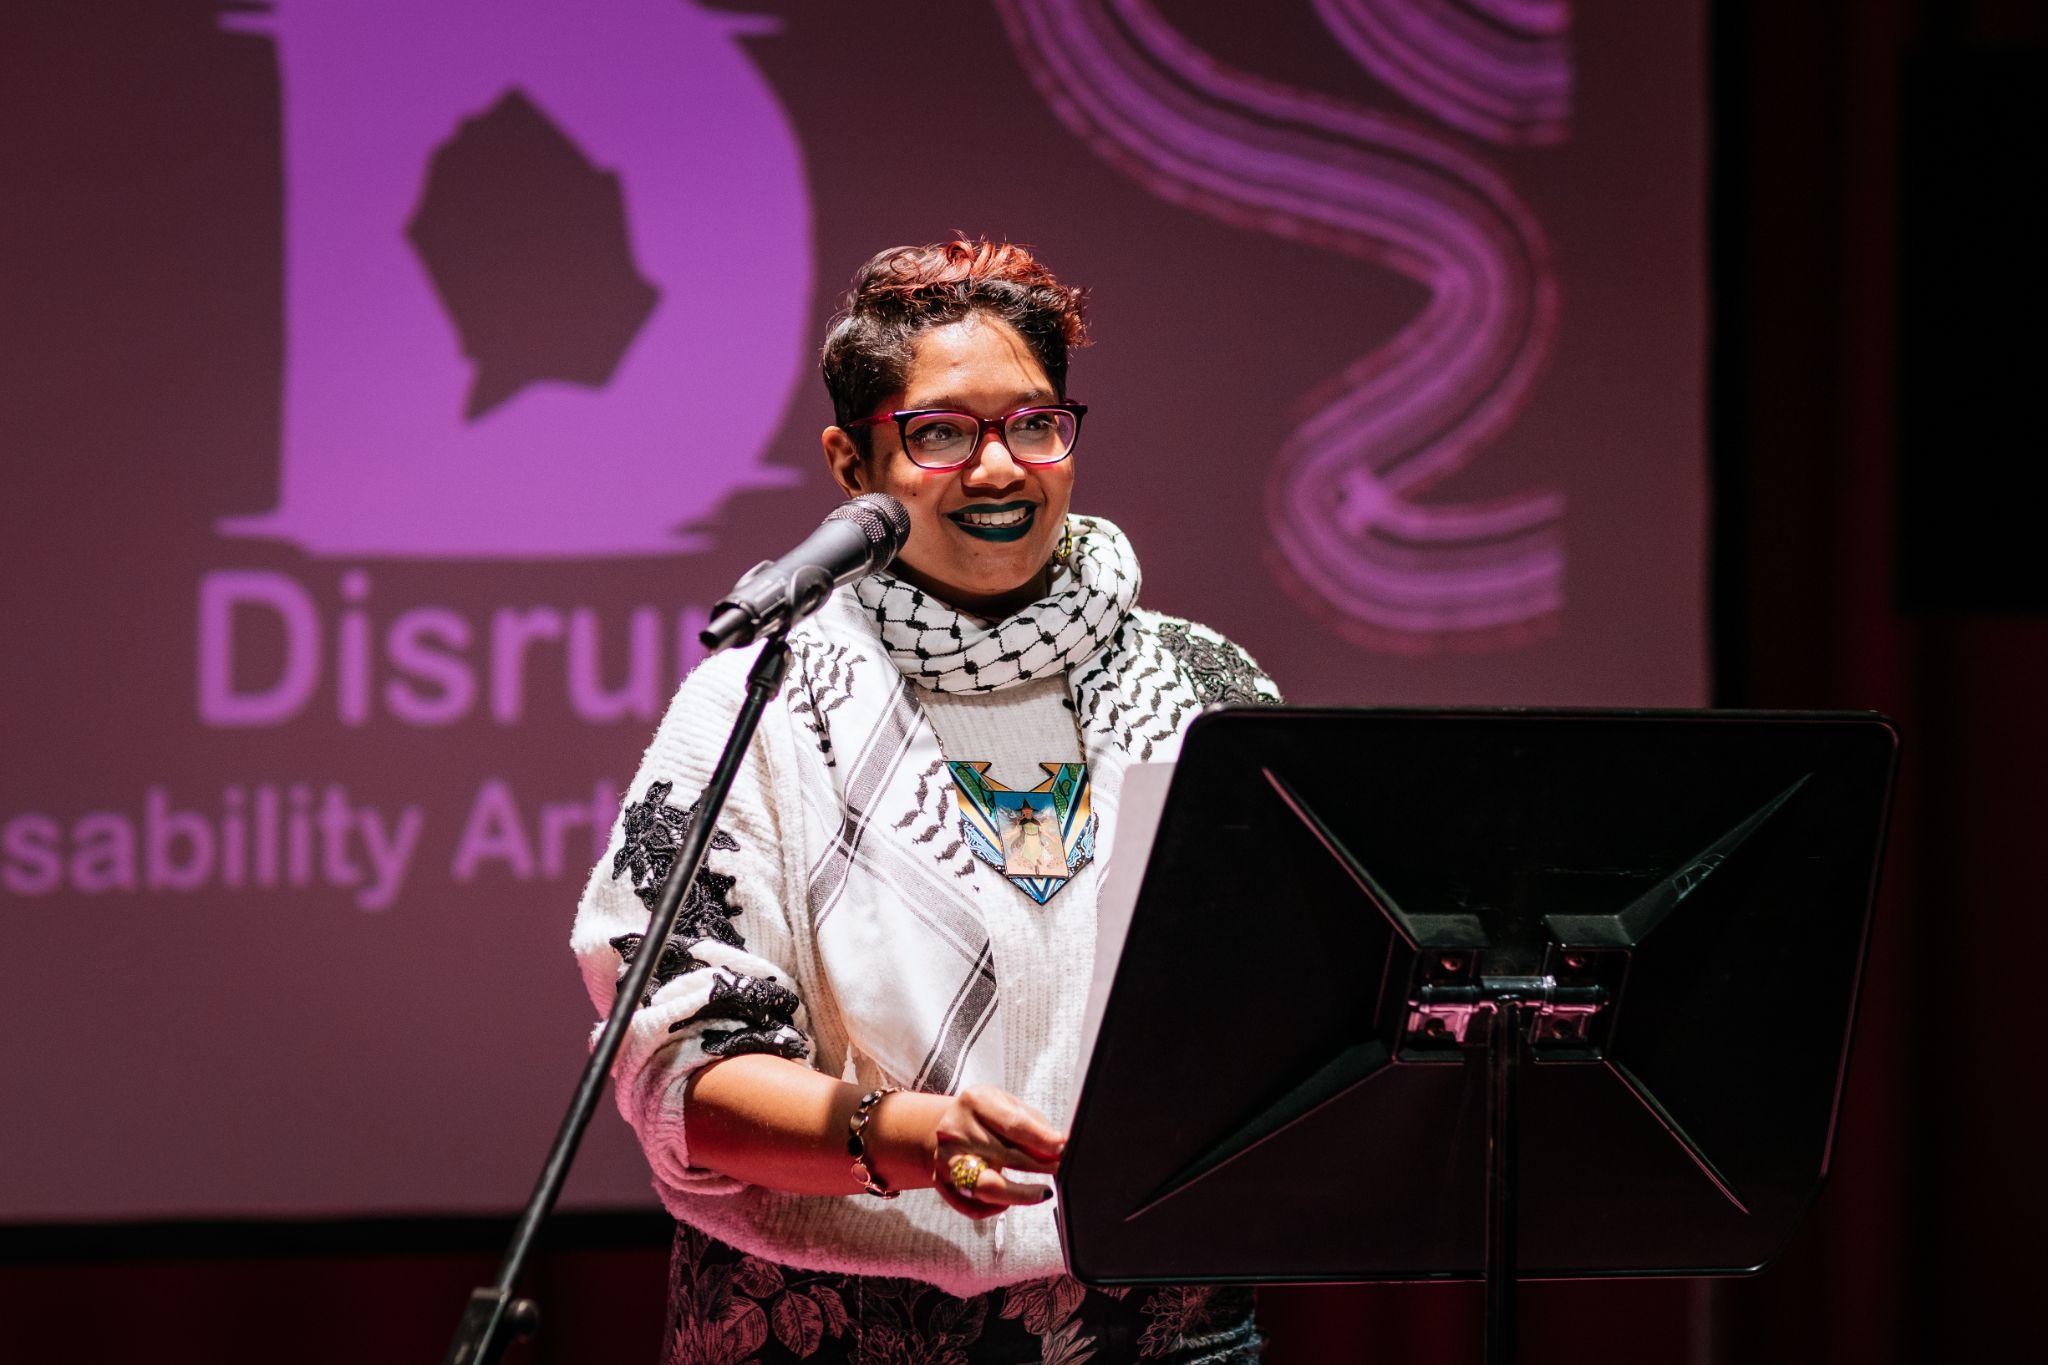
846,402,1087,471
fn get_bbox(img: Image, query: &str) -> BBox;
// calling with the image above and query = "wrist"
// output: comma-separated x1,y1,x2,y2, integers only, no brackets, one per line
864,1091,947,1193
845,1086,900,1197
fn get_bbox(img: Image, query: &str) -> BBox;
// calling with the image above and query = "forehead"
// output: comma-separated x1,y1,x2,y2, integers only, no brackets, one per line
901,316,1053,405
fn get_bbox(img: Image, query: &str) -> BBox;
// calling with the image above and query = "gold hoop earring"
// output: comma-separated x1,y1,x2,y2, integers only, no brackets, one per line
1055,519,1074,564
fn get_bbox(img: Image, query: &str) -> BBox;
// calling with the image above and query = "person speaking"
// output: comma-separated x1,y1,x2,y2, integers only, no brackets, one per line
573,239,1279,1362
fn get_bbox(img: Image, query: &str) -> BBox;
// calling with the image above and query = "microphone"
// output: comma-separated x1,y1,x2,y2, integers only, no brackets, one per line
700,494,912,653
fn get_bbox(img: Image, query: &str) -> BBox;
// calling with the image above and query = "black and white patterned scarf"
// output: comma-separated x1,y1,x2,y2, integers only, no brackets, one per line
850,514,1141,694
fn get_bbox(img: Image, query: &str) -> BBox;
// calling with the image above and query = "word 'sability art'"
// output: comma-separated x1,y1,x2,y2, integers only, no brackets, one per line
1001,0,1572,647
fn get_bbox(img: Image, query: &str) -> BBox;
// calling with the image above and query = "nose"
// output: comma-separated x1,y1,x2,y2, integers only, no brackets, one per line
961,425,1026,488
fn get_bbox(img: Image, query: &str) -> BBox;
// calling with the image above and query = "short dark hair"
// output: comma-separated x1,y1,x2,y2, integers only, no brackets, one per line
820,238,1089,448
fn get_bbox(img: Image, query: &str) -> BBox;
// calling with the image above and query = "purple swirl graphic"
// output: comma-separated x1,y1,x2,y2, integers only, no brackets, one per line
1317,0,1572,145
998,0,1571,642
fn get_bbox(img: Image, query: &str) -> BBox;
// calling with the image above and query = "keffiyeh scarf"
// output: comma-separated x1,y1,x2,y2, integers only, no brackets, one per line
851,513,1141,694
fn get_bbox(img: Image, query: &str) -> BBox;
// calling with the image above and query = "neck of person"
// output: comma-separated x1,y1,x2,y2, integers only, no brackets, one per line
893,559,1056,623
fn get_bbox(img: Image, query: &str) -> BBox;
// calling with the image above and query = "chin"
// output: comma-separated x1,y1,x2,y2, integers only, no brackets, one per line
907,551,1050,613
979,548,1055,585
955,567,1039,598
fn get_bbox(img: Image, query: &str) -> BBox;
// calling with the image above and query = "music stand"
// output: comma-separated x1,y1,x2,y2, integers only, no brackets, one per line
1057,708,1898,1364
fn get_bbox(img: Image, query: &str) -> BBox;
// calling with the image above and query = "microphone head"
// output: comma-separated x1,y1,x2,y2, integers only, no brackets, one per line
826,493,912,568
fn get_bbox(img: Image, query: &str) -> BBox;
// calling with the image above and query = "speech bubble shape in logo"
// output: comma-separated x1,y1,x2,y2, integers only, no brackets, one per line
220,0,808,558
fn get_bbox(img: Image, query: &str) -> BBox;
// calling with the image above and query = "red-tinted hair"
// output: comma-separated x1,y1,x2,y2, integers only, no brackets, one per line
820,238,1090,442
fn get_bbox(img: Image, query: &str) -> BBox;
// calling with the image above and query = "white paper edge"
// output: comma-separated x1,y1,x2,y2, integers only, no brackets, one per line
1072,760,1176,1124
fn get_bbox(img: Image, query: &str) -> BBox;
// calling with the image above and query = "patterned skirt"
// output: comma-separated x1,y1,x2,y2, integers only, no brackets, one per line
662,1222,1262,1365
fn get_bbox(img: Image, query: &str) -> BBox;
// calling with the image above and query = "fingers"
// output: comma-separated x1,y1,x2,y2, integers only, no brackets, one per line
951,1159,1054,1208
959,1086,1068,1164
926,1086,1067,1222
934,1125,1059,1175
934,1153,1055,1219
936,1182,1004,1221
976,1141,1061,1177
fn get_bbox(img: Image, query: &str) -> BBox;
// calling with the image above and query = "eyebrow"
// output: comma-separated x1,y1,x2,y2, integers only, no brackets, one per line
903,387,1058,412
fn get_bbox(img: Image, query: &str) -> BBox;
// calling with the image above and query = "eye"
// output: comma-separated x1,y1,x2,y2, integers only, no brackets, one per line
906,417,970,449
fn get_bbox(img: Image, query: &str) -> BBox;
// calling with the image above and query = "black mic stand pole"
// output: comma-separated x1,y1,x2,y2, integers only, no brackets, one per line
441,624,794,1365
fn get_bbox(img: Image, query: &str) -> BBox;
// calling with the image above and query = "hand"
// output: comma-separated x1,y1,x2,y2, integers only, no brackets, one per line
928,1085,1066,1221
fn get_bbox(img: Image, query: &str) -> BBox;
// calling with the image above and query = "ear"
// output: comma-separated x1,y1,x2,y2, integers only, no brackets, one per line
822,425,866,498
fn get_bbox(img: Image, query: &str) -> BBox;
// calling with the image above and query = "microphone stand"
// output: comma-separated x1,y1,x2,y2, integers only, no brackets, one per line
441,624,794,1365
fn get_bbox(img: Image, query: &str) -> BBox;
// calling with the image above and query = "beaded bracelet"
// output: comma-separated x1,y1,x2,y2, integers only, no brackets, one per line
846,1085,901,1199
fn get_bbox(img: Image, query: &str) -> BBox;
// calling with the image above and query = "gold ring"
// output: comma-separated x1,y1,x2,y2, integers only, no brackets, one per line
947,1153,987,1196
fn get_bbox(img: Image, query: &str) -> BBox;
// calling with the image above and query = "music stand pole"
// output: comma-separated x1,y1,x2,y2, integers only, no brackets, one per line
441,627,793,1365
1484,999,1525,1365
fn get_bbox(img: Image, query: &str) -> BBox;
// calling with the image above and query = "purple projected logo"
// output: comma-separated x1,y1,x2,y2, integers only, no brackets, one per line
218,0,810,558
1000,0,1571,645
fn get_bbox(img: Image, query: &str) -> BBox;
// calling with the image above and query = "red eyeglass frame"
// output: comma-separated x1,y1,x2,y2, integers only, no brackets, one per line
845,401,1088,470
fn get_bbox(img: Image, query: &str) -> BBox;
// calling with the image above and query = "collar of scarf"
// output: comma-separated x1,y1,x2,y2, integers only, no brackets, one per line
850,514,1141,694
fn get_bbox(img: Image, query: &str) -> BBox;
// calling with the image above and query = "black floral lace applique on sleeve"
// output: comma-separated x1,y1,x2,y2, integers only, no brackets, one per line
612,778,748,961
609,931,703,1009
607,783,811,1055
612,779,743,916
1155,622,1271,706
679,967,807,1058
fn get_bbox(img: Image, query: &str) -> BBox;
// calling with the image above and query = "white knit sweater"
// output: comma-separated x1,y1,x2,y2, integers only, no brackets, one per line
571,589,1277,1296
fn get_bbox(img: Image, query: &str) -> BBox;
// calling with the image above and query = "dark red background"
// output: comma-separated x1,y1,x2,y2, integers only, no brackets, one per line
7,0,2040,1360
0,0,1706,1232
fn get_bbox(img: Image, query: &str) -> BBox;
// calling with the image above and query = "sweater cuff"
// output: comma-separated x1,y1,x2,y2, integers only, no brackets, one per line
638,1068,749,1197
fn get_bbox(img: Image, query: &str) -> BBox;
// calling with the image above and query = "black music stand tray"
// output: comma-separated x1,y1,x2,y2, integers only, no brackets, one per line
1057,708,1897,1364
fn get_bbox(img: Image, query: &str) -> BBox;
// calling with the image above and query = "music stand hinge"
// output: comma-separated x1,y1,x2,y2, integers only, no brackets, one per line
1400,957,1621,1062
